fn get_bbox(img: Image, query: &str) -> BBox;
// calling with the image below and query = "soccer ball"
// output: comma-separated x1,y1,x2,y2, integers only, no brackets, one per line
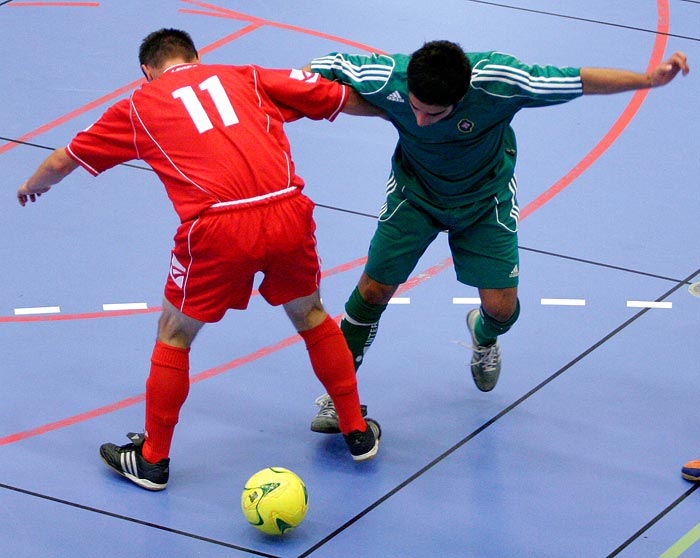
241,467,309,535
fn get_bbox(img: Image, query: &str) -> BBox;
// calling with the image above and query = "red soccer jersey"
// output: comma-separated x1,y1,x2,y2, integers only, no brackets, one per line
66,64,348,222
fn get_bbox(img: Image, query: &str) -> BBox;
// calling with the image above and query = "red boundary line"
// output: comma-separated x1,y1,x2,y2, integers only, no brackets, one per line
0,1,669,446
0,1,382,157
0,256,368,323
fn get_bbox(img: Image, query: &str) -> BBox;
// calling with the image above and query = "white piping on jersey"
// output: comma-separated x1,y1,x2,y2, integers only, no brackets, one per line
250,65,264,108
130,94,219,200
251,65,291,187
311,55,394,95
65,144,99,175
209,186,298,209
327,84,347,120
129,101,140,160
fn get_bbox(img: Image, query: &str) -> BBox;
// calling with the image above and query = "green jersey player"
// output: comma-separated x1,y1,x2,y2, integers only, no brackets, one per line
303,41,688,433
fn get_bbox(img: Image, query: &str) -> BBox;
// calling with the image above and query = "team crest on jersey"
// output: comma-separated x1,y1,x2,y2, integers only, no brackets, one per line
458,118,475,133
289,69,319,83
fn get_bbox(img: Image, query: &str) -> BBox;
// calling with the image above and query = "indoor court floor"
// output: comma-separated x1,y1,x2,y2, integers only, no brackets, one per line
2,1,699,557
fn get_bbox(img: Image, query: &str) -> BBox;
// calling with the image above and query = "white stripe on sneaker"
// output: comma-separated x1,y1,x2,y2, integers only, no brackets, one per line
121,450,137,477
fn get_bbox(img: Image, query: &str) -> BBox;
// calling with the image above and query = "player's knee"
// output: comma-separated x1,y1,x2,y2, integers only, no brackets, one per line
287,304,328,333
479,288,518,323
482,298,520,332
157,303,202,348
358,274,397,305
484,305,517,323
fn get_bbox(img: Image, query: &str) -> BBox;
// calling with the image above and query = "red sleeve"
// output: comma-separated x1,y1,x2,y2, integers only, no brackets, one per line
253,67,348,123
66,98,138,175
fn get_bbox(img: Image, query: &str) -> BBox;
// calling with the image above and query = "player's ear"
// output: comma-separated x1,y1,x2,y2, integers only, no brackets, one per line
141,64,153,82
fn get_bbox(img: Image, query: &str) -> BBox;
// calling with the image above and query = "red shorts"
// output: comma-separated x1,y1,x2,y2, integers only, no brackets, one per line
164,192,320,322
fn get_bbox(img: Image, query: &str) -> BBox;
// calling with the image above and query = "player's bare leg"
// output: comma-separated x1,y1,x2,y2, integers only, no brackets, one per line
285,291,380,460
310,273,392,433
100,299,205,490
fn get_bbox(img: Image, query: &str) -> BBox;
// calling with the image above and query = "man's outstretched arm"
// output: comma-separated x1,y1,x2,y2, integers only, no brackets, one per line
581,51,689,94
17,148,79,206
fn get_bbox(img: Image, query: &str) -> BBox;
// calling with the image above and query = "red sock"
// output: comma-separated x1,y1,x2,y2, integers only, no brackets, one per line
142,341,191,463
300,316,366,434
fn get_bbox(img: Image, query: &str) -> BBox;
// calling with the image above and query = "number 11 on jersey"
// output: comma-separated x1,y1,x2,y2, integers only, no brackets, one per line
172,75,239,133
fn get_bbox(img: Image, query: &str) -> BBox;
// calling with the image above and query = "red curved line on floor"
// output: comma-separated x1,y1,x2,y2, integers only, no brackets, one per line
521,2,669,219
0,26,260,157
1,2,669,446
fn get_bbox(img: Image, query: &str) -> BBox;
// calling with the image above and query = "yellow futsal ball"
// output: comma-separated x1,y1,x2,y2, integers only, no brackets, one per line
241,467,309,535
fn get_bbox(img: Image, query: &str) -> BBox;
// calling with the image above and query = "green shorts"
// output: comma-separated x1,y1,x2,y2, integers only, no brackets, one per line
364,172,520,289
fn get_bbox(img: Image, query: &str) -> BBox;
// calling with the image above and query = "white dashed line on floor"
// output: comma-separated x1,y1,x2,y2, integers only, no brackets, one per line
102,303,149,311
14,306,61,316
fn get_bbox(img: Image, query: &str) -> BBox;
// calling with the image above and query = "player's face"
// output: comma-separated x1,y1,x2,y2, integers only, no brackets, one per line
408,93,453,126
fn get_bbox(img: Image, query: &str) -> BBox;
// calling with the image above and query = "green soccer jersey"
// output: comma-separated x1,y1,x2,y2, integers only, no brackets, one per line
310,51,583,208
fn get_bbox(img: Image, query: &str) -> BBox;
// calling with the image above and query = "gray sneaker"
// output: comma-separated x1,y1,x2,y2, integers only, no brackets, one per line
466,309,502,392
310,394,367,434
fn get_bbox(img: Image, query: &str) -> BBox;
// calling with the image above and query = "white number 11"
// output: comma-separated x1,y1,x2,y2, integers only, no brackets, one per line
172,75,239,134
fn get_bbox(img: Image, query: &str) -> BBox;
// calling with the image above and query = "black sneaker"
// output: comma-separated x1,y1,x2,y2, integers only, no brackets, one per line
344,418,381,461
99,433,169,491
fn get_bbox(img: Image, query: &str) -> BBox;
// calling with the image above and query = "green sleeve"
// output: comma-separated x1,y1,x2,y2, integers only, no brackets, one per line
308,52,398,96
469,51,583,107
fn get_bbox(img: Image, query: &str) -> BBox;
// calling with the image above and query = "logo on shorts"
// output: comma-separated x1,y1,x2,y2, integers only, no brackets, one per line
458,118,475,133
289,69,319,83
169,253,187,288
509,265,519,278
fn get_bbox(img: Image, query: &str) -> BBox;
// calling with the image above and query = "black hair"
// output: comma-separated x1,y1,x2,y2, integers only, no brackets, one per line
139,28,198,68
407,40,471,106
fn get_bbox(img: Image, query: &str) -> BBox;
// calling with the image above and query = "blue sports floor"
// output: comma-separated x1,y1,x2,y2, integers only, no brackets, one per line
2,1,699,556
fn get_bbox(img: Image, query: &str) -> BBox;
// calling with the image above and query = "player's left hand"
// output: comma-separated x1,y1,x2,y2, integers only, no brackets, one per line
17,182,48,207
649,51,690,87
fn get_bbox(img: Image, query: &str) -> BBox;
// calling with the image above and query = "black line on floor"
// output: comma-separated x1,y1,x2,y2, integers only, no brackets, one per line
0,482,282,558
518,245,689,284
299,267,700,558
315,203,377,219
463,0,700,41
1,136,152,172
11,135,689,311
607,483,700,557
321,203,692,286
4,139,693,287
317,203,691,285
0,0,15,6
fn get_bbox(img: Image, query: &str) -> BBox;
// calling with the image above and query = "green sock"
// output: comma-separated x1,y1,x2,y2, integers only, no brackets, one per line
475,300,521,345
340,287,388,371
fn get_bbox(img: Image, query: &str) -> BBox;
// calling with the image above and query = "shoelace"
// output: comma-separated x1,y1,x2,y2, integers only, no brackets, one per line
314,394,337,416
473,343,501,372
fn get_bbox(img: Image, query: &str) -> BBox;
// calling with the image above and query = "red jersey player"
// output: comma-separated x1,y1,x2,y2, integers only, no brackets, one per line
17,28,381,491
